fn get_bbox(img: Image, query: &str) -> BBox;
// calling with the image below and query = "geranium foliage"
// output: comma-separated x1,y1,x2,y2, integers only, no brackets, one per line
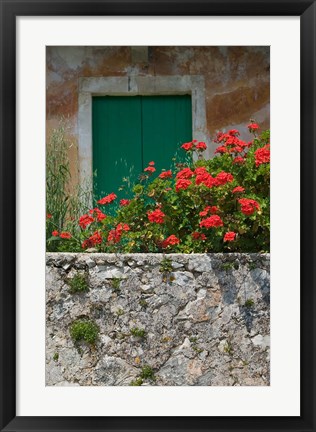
47,123,270,253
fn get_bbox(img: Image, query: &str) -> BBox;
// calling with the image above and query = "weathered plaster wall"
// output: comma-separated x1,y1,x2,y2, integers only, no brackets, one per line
46,253,270,386
46,46,270,186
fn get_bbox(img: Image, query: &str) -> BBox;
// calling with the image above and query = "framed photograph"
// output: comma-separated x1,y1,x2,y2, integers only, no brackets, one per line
0,0,315,431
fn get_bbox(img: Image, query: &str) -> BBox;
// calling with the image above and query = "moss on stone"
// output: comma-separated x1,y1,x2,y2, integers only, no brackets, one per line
70,319,99,345
68,273,89,294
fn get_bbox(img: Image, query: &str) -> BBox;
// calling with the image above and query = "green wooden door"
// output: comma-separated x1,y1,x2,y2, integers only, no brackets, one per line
141,95,192,174
92,95,192,201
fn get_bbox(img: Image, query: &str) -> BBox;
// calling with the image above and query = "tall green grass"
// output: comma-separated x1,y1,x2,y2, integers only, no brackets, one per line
46,122,92,251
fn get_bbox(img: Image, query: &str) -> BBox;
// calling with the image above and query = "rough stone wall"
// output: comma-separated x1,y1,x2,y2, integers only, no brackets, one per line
46,46,270,186
46,253,270,386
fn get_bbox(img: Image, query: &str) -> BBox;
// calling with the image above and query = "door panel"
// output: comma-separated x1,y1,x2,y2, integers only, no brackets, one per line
141,95,192,174
92,96,142,201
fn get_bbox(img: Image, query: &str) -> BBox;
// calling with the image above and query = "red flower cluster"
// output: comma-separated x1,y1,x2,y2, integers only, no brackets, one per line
192,232,207,241
144,161,156,173
248,123,259,132
60,232,71,239
79,214,94,229
147,208,165,224
214,129,247,153
181,140,207,152
255,144,270,167
181,141,194,151
82,231,102,249
90,208,106,222
79,208,106,229
120,199,130,206
107,223,130,244
159,170,172,179
215,171,234,186
47,213,52,219
144,166,156,173
238,198,260,216
162,234,180,248
176,168,194,179
176,179,192,192
195,167,216,188
196,141,207,151
228,129,240,136
233,156,245,164
224,231,236,242
97,192,117,205
199,206,218,217
214,146,227,154
232,186,245,194
194,167,233,188
52,230,72,239
194,166,208,176
200,215,224,229
214,129,248,155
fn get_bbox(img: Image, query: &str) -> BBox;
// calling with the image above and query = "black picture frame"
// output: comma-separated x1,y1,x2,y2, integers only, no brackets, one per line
0,1,315,431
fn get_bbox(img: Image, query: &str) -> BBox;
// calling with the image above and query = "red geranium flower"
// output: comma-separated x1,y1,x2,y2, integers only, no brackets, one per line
238,198,260,216
229,146,243,153
181,141,194,151
162,234,180,248
52,230,59,237
215,145,227,154
46,213,52,219
89,231,102,244
60,232,71,239
89,208,106,222
200,215,224,229
224,231,236,242
192,232,207,241
116,223,130,233
97,192,117,205
194,166,208,175
232,186,245,194
228,129,240,136
144,166,156,173
82,231,102,249
176,179,192,192
199,206,211,217
176,168,194,179
195,170,216,188
196,141,207,151
225,136,237,146
214,171,234,186
248,123,259,132
159,170,172,179
215,132,230,143
199,206,218,217
148,161,155,166
255,144,270,167
148,208,165,224
120,199,130,206
233,156,245,164
107,229,120,244
107,223,130,244
192,232,201,240
79,213,94,229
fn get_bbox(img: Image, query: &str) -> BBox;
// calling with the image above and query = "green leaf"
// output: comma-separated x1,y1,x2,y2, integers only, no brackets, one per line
47,236,61,242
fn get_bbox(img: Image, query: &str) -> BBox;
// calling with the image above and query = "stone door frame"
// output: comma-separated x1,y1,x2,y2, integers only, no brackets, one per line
78,75,209,193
